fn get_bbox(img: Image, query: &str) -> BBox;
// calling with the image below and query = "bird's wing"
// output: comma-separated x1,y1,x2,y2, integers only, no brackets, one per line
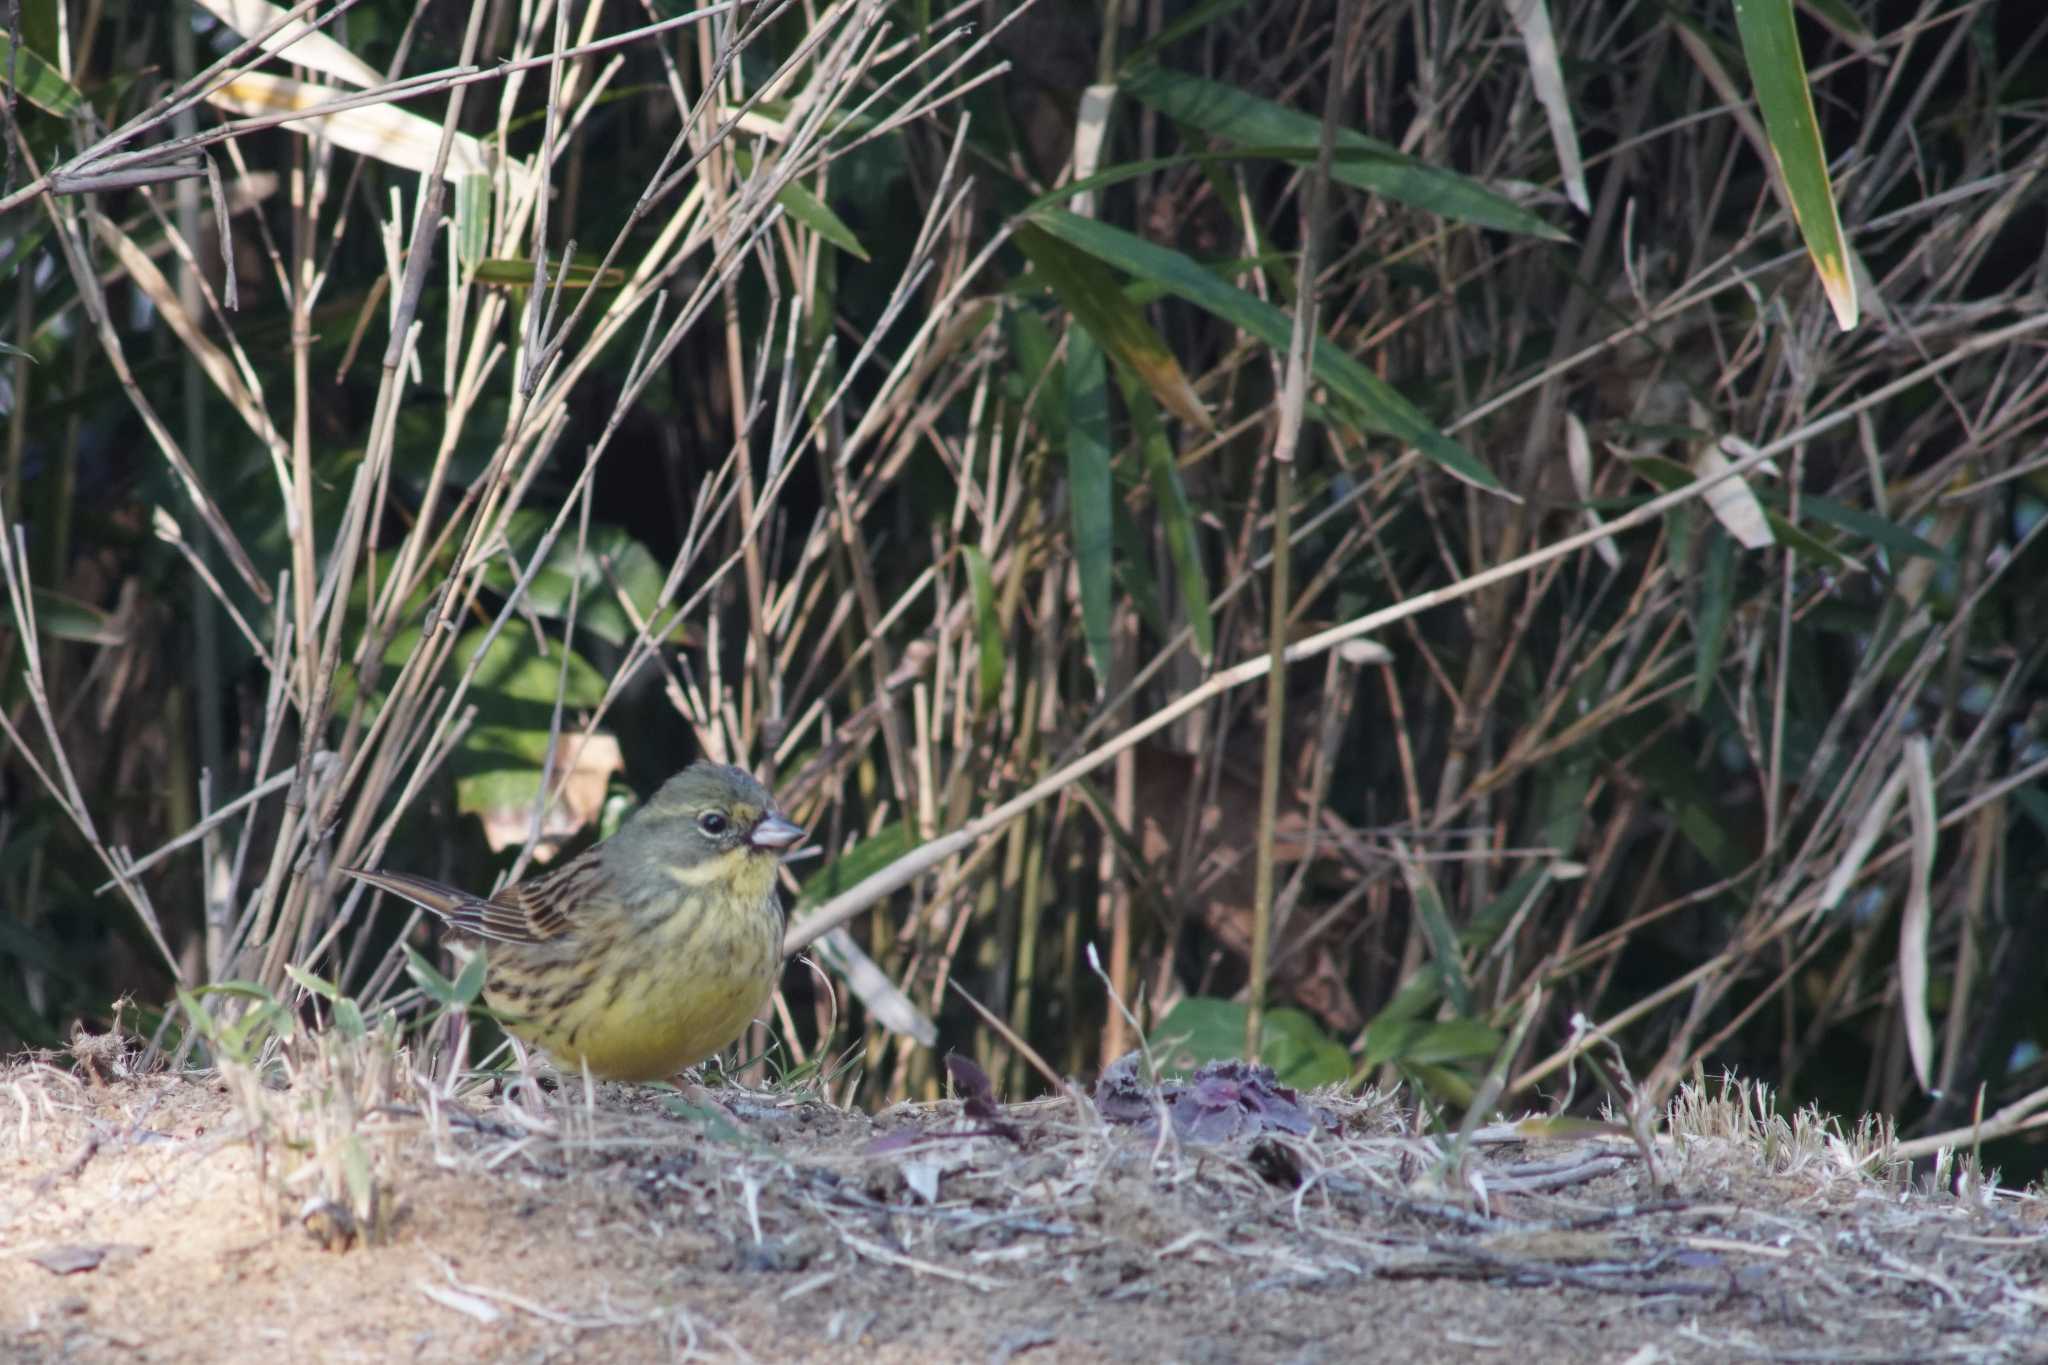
339,862,586,946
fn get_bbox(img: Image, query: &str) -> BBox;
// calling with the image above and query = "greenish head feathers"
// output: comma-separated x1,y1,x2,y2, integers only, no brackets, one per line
610,762,801,867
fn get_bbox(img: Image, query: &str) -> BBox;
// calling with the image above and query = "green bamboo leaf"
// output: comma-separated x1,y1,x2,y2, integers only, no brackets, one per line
1026,208,1499,491
1067,326,1115,687
1400,1019,1504,1066
1015,222,1210,430
1761,510,1856,572
1784,494,1949,564
1395,844,1472,1015
1110,501,1168,640
962,545,1004,713
736,147,870,261
1120,64,1567,241
456,175,491,269
0,34,84,118
30,588,122,645
1118,369,1214,661
1734,0,1857,328
1691,527,1736,711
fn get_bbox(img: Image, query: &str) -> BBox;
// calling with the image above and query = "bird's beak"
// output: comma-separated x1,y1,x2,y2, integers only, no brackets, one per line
749,814,805,852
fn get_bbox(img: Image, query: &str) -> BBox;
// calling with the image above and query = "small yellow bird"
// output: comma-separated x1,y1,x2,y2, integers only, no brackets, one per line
341,762,803,1081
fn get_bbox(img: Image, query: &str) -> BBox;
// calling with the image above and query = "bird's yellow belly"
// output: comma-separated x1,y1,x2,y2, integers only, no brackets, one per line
493,900,782,1082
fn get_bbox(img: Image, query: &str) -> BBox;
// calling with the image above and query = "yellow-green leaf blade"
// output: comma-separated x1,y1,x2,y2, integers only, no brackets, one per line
1734,0,1857,329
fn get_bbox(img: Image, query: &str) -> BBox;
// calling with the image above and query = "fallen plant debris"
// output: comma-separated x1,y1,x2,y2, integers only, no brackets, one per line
6,1064,2048,1362
866,1054,1025,1154
1092,1053,1337,1142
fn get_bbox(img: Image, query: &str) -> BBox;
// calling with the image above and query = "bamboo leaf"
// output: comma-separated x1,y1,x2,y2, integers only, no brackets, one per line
0,33,84,117
1691,527,1735,711
1392,839,1471,1015
1120,64,1567,240
1118,369,1214,661
1733,0,1857,328
1067,326,1115,687
1026,208,1499,491
1499,0,1589,214
962,545,1004,713
1015,222,1210,431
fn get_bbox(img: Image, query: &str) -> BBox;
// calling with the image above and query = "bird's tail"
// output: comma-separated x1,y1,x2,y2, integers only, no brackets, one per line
337,866,469,924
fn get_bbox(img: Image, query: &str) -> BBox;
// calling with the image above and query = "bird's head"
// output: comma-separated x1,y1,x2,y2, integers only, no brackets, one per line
623,761,804,872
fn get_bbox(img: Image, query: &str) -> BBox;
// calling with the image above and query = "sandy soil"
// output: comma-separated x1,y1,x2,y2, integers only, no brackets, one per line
3,1055,2044,1364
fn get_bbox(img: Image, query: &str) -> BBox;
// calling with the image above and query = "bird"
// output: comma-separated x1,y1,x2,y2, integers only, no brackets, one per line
340,761,804,1082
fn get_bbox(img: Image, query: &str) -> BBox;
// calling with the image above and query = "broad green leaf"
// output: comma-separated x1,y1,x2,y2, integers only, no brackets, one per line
1006,305,1063,435
1734,0,1856,328
962,545,1004,713
1026,208,1499,491
1015,222,1210,430
798,824,918,906
1153,997,1350,1090
1118,369,1214,661
457,626,607,709
1257,1007,1352,1088
1066,326,1114,686
478,512,673,647
0,34,84,117
1120,64,1567,241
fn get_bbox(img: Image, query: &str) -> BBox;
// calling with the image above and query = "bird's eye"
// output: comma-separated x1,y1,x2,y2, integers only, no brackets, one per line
697,811,730,837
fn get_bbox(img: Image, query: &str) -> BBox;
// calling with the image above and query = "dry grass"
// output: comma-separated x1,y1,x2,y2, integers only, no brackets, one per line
6,1043,2048,1362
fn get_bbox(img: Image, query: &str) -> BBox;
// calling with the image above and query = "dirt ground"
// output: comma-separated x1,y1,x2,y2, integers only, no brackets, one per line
4,1051,2046,1365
